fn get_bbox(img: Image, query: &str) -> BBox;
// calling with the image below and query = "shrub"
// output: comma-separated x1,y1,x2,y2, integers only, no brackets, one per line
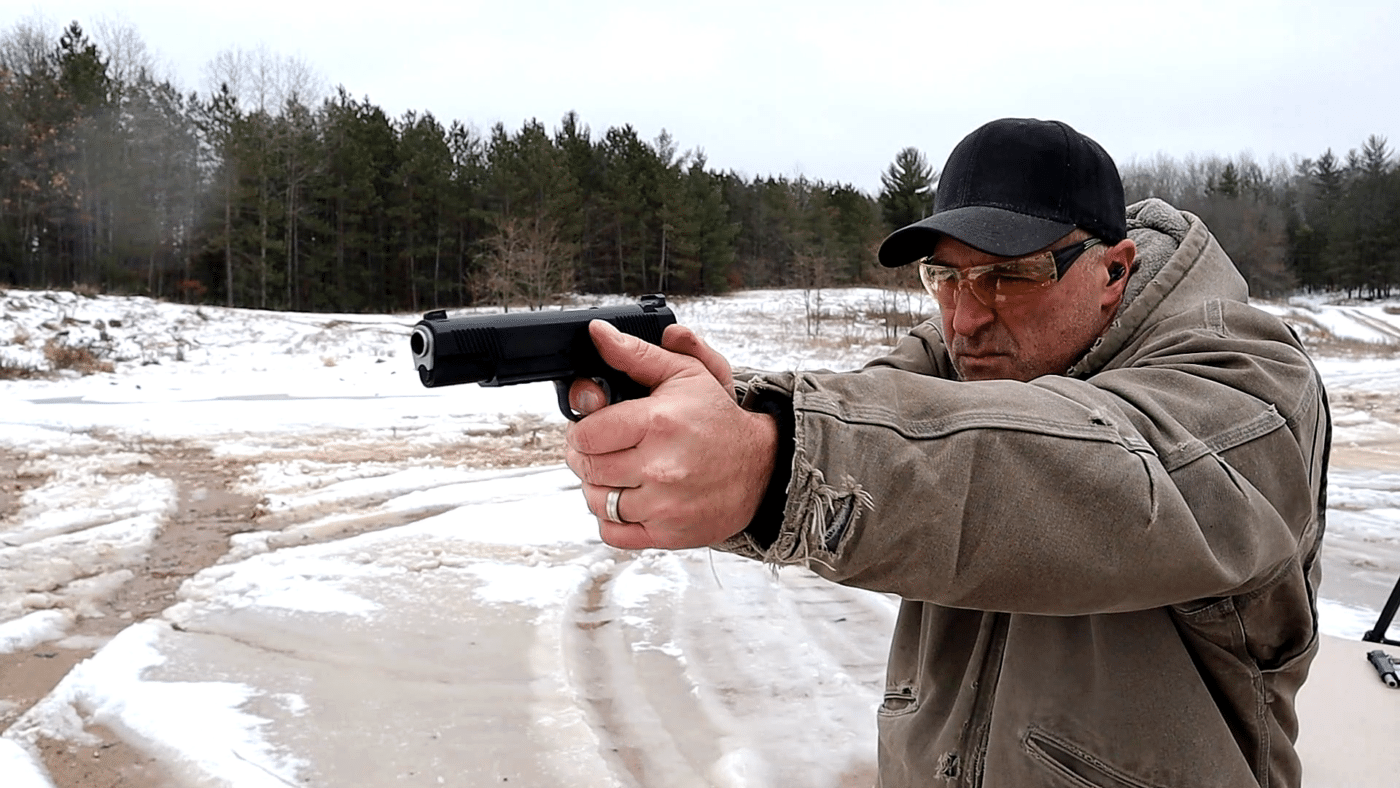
0,356,39,379
42,338,114,375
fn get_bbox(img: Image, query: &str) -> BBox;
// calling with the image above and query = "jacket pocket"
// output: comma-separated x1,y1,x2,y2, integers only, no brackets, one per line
1025,727,1167,788
877,683,920,717
1171,559,1315,673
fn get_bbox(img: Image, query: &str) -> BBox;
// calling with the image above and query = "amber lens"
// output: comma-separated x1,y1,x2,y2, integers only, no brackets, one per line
921,255,1057,306
979,257,1057,298
918,263,948,299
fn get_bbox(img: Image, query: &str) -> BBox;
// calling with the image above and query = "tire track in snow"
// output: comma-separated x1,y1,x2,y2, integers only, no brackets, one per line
672,553,892,787
564,549,893,787
566,551,726,787
1343,308,1400,344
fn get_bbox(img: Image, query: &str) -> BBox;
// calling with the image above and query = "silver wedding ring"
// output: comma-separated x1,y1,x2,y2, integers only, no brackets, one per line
606,488,624,523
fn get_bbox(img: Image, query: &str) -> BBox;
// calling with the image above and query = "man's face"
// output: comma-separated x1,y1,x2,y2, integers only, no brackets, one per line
932,234,1133,382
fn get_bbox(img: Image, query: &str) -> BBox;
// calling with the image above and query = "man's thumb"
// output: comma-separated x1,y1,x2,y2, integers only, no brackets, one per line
589,319,691,388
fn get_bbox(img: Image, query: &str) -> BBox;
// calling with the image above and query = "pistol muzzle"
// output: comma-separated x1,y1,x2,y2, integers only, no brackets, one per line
1367,649,1399,688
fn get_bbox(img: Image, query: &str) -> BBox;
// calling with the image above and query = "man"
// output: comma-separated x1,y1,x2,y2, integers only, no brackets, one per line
564,118,1330,787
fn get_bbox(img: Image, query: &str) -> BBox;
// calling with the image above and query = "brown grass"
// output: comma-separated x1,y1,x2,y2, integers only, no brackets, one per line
71,281,102,298
42,339,114,375
0,359,37,379
2,327,116,378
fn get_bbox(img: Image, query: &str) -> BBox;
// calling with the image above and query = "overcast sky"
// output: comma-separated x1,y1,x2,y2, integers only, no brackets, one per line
16,0,1400,194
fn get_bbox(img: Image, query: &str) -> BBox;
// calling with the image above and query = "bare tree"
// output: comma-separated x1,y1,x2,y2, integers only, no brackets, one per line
1196,194,1294,295
477,214,576,310
865,262,927,343
795,247,832,338
0,15,53,75
91,15,164,89
203,44,325,113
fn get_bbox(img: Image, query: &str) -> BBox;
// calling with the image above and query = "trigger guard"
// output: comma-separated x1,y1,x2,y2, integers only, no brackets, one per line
554,378,613,422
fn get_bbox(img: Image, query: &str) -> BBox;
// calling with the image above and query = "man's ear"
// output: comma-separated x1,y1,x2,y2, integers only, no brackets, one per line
1101,239,1136,309
1105,239,1136,285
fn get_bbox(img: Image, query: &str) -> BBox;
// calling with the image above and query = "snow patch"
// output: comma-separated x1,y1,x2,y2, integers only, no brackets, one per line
6,621,306,786
0,610,73,655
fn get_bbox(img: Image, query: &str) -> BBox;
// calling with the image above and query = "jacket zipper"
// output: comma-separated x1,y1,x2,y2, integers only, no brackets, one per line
966,613,1011,787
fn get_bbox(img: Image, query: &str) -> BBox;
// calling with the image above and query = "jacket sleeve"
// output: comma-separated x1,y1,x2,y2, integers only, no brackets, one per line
719,303,1329,616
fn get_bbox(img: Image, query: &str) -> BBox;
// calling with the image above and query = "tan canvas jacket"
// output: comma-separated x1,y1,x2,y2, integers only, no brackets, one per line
721,198,1331,788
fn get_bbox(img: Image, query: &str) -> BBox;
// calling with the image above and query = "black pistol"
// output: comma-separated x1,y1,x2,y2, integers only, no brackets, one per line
409,295,677,420
1367,649,1399,688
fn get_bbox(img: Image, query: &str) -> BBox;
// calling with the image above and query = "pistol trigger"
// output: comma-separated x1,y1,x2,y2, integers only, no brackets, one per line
594,376,616,406
554,380,584,422
554,378,615,421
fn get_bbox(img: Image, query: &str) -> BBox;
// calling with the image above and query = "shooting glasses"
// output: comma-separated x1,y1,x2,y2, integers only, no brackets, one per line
919,237,1103,308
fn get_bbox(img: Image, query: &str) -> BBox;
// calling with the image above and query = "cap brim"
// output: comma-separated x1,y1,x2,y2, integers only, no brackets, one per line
877,206,1075,267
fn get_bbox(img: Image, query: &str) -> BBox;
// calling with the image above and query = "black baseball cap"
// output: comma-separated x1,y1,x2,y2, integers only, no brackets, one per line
878,118,1127,267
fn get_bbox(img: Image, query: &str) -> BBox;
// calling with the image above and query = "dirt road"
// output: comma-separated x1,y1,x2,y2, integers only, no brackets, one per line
4,398,1400,787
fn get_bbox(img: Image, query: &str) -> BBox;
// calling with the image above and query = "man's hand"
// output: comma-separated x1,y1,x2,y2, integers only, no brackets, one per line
565,320,778,550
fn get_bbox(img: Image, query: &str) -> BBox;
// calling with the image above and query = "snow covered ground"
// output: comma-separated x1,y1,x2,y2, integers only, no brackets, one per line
1,286,1398,787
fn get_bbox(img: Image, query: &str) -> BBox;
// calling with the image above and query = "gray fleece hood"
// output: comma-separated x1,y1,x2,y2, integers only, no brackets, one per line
1068,197,1250,378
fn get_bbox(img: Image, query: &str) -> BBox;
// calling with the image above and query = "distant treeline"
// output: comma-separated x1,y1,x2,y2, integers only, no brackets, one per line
2,21,1398,313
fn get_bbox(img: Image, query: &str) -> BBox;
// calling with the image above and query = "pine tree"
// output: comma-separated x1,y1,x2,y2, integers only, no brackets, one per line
824,183,881,283
1335,135,1397,297
276,96,320,310
554,111,605,292
0,20,68,285
680,153,737,294
117,73,201,297
479,118,580,303
1304,150,1346,291
878,147,935,231
53,21,116,284
191,84,248,306
596,124,660,293
446,118,488,306
1208,162,1241,198
392,110,454,311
